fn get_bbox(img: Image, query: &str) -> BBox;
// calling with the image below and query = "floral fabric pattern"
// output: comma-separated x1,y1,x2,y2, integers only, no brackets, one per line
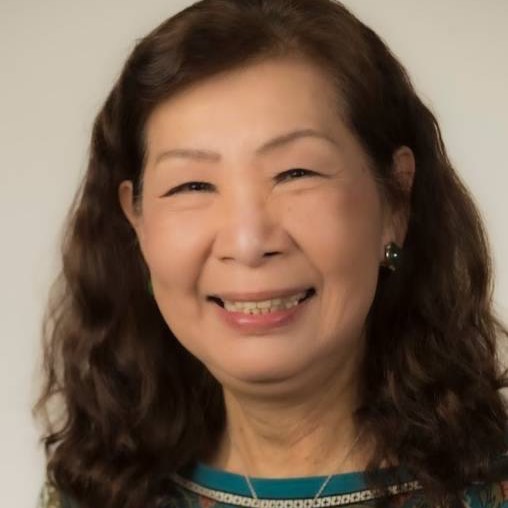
37,481,62,508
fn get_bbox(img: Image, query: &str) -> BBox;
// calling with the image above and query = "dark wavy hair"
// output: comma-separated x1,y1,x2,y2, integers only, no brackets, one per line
33,1,508,507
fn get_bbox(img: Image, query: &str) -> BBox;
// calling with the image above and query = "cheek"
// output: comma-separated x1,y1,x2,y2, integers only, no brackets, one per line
139,209,210,344
289,179,383,344
140,208,207,294
286,177,384,272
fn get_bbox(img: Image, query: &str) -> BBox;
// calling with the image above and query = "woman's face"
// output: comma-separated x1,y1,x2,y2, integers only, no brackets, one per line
120,58,401,395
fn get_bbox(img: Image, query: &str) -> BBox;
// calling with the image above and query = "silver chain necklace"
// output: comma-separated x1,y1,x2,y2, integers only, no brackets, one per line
236,425,365,508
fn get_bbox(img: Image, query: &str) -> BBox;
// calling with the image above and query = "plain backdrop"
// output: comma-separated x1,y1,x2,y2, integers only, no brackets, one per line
1,1,507,506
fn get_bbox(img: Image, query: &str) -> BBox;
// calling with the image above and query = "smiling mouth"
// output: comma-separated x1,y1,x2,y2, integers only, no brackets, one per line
207,287,316,308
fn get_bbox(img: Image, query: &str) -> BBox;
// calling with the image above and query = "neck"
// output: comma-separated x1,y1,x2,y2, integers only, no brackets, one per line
202,358,375,478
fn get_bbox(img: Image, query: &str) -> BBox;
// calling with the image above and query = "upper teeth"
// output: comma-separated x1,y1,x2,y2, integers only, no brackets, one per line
223,290,308,313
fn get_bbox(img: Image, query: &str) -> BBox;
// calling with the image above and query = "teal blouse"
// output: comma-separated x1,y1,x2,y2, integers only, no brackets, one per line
39,454,508,507
167,458,508,507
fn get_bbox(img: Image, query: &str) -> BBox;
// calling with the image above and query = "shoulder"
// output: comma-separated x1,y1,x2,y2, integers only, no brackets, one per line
460,480,508,507
461,452,508,507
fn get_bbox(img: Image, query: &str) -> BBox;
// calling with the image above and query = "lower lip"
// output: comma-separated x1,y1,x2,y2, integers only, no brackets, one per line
212,295,314,334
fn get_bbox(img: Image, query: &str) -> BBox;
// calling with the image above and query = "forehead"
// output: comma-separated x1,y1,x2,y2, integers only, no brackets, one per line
144,58,346,163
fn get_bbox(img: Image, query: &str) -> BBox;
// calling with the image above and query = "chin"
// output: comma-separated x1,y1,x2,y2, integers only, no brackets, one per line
212,358,314,392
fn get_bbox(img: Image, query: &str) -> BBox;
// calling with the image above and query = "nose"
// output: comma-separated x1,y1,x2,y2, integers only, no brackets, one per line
212,188,287,267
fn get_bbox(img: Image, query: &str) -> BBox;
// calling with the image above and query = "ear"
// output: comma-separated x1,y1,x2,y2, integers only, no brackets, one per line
118,180,143,240
381,146,415,249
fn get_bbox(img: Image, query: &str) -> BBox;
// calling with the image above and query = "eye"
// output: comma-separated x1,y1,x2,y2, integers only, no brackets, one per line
164,181,214,197
275,168,318,182
162,168,318,197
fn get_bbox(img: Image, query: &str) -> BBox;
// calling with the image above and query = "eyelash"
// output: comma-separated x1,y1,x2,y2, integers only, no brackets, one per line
165,168,318,196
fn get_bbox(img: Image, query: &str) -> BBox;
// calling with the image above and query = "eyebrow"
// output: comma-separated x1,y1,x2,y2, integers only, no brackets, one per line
153,128,340,166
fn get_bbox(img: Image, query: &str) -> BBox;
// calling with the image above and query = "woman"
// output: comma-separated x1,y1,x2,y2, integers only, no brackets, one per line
34,1,508,507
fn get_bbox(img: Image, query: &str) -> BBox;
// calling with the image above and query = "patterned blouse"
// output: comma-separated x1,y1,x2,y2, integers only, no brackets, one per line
37,455,508,508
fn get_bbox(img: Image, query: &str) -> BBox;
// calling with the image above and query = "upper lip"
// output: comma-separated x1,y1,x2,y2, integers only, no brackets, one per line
209,286,314,302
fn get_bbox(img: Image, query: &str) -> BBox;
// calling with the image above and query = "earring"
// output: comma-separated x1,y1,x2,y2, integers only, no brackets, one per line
383,242,402,271
147,279,154,295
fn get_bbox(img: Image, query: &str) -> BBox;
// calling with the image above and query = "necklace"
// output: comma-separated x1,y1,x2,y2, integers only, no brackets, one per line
236,425,365,508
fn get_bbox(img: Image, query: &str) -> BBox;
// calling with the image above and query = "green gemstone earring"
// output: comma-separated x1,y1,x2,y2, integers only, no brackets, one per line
147,279,154,296
383,242,402,271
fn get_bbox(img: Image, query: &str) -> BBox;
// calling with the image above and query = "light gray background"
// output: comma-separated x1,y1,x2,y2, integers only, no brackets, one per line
1,1,507,506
